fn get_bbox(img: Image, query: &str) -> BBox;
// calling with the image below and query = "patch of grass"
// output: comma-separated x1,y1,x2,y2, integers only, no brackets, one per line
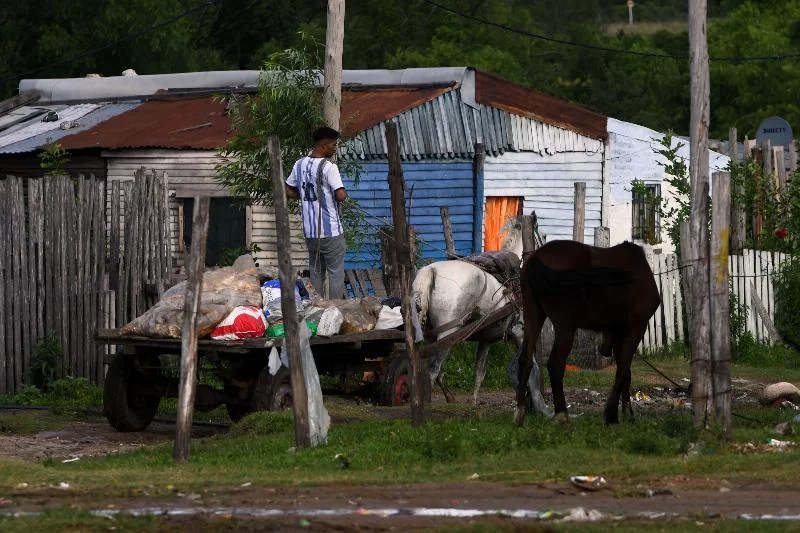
442,341,516,392
1,402,797,498
733,338,800,369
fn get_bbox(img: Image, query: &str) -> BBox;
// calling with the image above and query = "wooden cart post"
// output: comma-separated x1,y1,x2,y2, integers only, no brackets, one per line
173,196,209,463
386,122,424,426
268,135,311,448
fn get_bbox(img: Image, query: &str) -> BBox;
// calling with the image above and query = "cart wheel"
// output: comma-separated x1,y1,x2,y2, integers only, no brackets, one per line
103,351,161,432
251,366,293,412
378,353,431,407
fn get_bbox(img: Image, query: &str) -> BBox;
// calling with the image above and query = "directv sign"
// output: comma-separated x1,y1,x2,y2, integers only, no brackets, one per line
756,116,794,147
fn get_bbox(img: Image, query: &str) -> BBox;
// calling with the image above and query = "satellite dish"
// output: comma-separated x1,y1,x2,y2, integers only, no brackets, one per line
756,116,793,148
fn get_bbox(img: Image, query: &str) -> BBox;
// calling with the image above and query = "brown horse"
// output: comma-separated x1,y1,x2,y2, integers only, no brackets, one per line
514,240,661,425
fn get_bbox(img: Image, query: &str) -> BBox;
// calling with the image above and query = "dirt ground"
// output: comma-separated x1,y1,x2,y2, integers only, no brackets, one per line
1,381,799,528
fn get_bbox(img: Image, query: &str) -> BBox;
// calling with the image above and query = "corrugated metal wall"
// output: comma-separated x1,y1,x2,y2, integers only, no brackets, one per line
343,160,474,269
483,150,604,244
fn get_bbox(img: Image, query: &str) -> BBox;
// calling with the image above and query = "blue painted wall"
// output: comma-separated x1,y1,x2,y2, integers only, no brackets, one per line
342,160,474,269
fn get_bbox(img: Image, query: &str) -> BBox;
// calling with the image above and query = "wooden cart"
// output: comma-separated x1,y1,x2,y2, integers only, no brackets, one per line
95,302,513,432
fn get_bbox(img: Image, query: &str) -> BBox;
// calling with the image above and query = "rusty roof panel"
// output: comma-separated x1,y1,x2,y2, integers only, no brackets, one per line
56,74,607,159
474,71,607,140
340,86,451,137
59,97,230,150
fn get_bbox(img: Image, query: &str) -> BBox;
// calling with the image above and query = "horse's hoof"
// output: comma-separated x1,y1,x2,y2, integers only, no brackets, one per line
513,407,526,426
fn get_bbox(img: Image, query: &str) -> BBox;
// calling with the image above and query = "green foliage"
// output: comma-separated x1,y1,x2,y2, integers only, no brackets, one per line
441,341,515,392
773,257,800,350
3,0,800,142
730,158,800,348
217,242,261,267
729,289,750,351
215,36,366,252
0,377,101,410
36,142,70,177
29,333,62,391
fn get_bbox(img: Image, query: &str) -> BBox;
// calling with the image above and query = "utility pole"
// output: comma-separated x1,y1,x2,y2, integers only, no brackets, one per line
627,0,634,25
324,0,345,131
685,0,713,432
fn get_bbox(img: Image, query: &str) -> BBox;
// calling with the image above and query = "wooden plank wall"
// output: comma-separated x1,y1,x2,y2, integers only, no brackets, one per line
0,175,105,394
343,160,475,268
484,151,605,246
104,150,308,270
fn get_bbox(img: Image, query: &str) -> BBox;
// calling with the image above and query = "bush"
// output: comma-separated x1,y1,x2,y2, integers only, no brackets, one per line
774,257,800,350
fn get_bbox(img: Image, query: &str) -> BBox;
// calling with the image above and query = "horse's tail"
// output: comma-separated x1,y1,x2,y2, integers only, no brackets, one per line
413,264,435,330
526,257,629,294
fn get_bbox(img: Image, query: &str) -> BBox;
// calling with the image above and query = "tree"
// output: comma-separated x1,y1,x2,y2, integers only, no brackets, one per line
215,38,366,248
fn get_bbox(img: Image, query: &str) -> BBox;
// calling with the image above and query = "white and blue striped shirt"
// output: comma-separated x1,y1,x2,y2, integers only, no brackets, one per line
286,156,345,239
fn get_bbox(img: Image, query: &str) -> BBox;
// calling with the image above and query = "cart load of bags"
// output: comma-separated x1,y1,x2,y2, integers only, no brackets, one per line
120,255,404,340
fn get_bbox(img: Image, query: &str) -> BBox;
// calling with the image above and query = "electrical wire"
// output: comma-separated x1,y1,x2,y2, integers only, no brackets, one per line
420,0,800,63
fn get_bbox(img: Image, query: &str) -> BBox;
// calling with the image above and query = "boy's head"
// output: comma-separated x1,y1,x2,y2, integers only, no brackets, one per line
312,126,340,157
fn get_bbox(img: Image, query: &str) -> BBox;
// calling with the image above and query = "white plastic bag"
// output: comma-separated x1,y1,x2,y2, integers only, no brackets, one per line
298,321,330,446
316,306,344,337
375,305,404,330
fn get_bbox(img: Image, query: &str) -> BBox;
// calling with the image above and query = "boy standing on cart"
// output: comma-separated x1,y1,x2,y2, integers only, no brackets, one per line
285,126,348,300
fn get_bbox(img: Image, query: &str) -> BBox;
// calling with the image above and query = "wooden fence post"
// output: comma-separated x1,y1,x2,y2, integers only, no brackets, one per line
573,182,586,243
729,127,745,255
776,147,788,192
688,0,713,431
440,206,456,259
386,122,424,426
173,196,209,463
521,215,536,258
472,143,485,254
379,227,398,296
0,179,7,394
790,140,798,174
710,172,732,439
268,135,311,448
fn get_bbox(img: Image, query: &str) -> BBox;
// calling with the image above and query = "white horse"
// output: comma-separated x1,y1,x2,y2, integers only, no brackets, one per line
412,217,550,415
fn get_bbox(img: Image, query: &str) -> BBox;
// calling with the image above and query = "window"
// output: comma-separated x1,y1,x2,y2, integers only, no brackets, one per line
632,184,661,244
183,197,247,266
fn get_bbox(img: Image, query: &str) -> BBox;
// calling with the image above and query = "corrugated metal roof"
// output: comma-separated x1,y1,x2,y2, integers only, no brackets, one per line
474,71,607,141
60,97,229,150
55,80,605,158
0,104,101,149
340,86,453,137
344,88,604,160
0,102,141,154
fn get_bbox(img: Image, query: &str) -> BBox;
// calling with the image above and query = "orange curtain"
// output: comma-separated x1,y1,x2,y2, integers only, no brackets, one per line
483,196,522,251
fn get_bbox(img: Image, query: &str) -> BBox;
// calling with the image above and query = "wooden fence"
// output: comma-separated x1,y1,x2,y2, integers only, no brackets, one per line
640,248,791,351
108,168,171,328
0,175,105,394
0,169,170,394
